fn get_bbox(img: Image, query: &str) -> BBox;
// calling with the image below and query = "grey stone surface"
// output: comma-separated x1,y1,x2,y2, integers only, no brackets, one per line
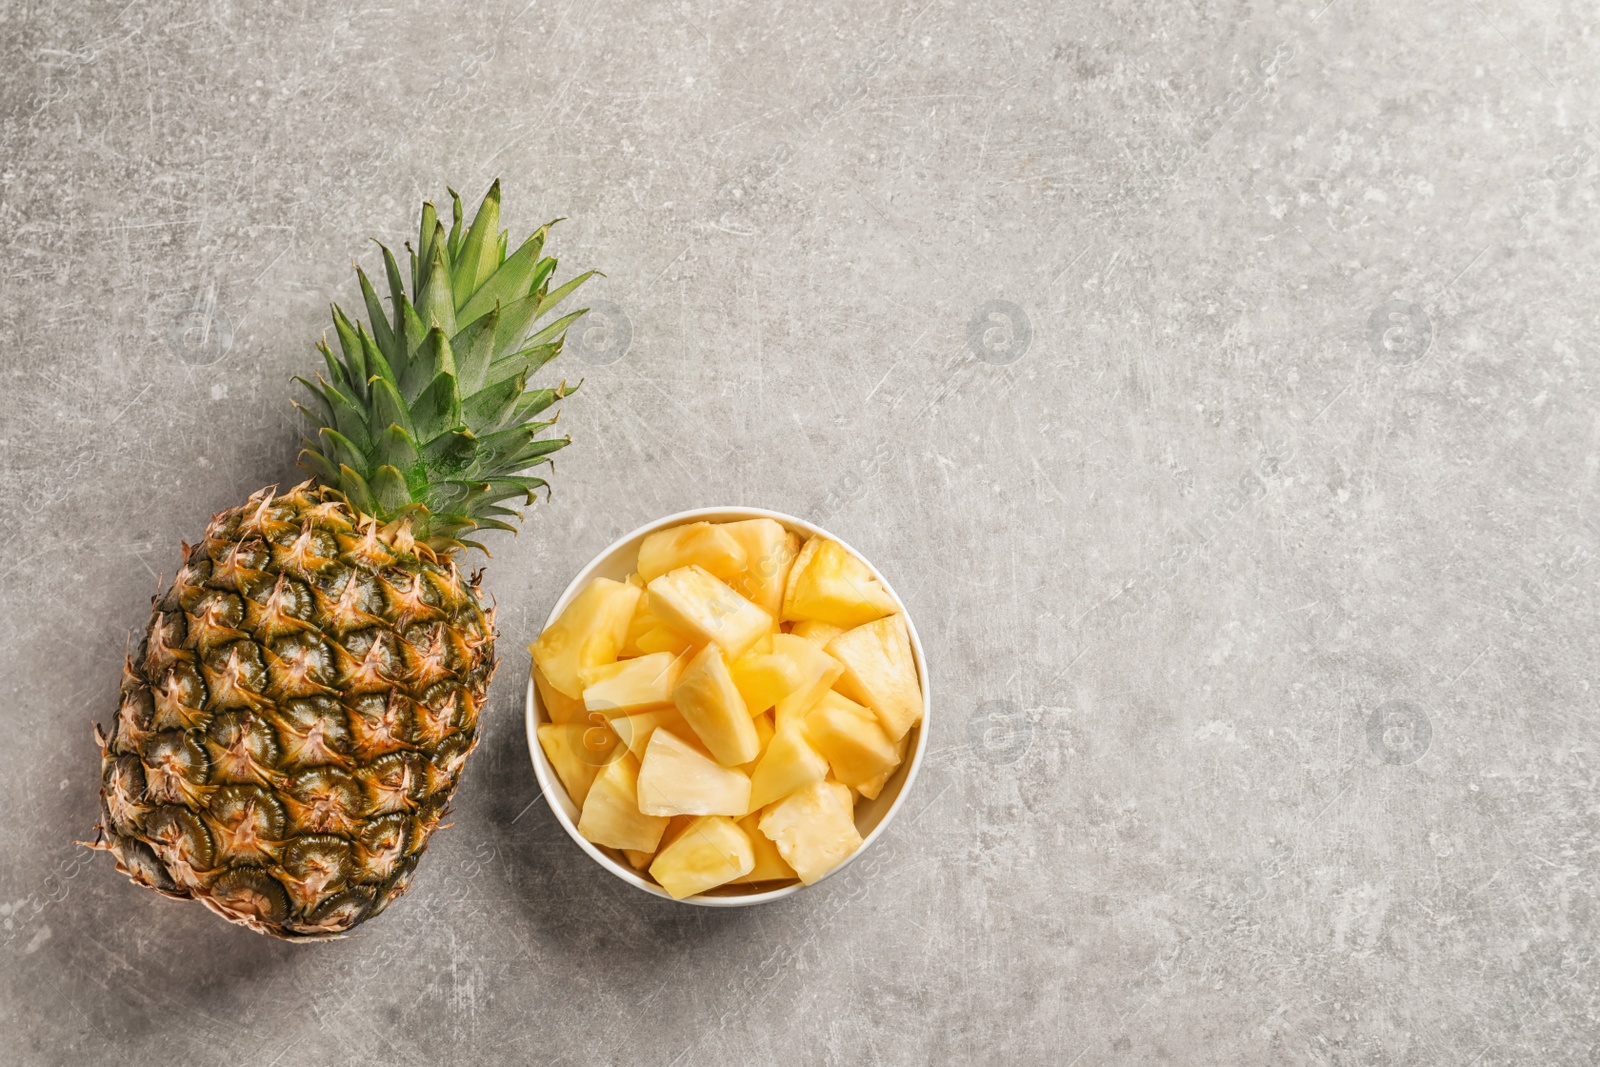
1,0,1597,1062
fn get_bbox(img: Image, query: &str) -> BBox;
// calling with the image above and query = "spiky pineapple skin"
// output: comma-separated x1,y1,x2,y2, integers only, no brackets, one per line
94,482,495,939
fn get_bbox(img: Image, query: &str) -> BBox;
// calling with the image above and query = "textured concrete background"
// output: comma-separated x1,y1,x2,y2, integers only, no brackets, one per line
2,0,1597,1063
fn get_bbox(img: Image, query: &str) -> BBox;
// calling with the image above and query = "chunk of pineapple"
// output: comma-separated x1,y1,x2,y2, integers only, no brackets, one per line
537,722,618,806
804,690,900,789
648,565,773,660
728,633,842,728
856,732,910,800
636,728,752,816
619,590,662,658
731,812,798,884
672,644,761,766
648,816,756,899
580,651,685,716
789,619,846,647
577,754,669,852
609,706,690,760
735,711,776,776
720,519,800,617
826,613,923,741
637,521,749,583
532,577,642,698
633,624,695,657
757,778,863,885
780,538,898,628
534,666,588,725
746,725,830,811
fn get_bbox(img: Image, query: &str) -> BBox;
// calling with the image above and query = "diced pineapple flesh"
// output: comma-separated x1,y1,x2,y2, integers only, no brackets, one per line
535,667,588,725
648,565,773,660
580,651,684,716
788,619,846,647
747,725,830,811
728,633,842,729
636,728,752,817
804,690,900,788
733,813,798,883
649,815,756,899
720,519,799,618
637,522,749,583
672,643,760,766
781,538,899,628
857,732,909,800
537,722,618,807
577,754,669,852
609,707,690,760
757,779,863,885
826,613,923,741
532,577,642,698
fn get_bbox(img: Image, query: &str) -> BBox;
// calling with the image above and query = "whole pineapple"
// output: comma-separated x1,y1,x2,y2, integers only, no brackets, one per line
91,182,593,939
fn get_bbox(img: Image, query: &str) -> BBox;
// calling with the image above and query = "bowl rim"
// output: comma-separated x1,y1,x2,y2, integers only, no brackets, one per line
523,505,931,906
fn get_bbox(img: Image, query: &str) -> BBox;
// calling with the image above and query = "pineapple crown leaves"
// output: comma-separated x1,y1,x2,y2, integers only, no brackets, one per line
295,180,598,554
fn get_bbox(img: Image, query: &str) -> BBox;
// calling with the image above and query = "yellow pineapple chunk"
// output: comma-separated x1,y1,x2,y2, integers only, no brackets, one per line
609,706,690,760
622,847,654,869
633,624,695,657
857,732,910,800
789,619,846,647
826,614,922,741
580,651,685,717
534,666,587,725
636,728,752,816
648,565,773,660
757,778,863,884
532,577,642,698
736,711,776,775
731,813,798,884
537,722,618,806
720,519,800,617
649,815,755,899
728,633,842,729
637,521,749,583
672,644,760,766
619,589,661,658
804,690,899,789
577,753,668,852
746,725,830,810
780,537,898,628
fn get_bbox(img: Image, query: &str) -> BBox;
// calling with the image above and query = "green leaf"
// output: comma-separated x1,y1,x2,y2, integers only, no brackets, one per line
293,378,335,428
452,180,501,308
525,308,587,348
416,202,439,294
497,384,568,431
421,430,477,480
460,367,526,433
321,429,369,478
331,306,367,402
325,385,374,452
368,376,416,439
373,424,423,483
451,305,500,395
401,327,457,405
359,326,398,394
369,465,415,513
535,270,599,320
297,446,340,485
457,229,550,327
446,188,464,263
412,371,463,443
318,342,351,394
416,238,457,339
338,464,377,515
482,343,563,393
357,264,397,366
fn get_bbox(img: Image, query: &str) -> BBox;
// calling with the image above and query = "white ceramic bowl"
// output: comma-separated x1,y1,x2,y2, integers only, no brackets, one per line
524,506,930,906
